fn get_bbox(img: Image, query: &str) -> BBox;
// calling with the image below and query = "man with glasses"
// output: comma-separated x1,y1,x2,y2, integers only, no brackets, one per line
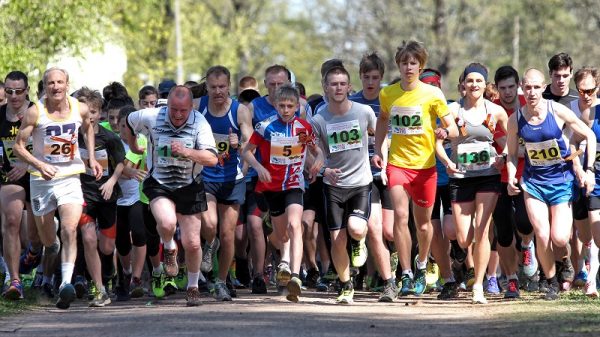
0,81,6,105
0,71,42,300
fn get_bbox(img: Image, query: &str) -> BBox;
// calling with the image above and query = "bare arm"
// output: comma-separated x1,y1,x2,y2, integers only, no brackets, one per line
13,105,52,176
506,114,521,195
80,102,103,180
241,141,270,182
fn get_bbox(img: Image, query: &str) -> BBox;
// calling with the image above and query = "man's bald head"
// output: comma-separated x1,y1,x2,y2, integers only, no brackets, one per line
167,85,193,105
522,68,546,85
167,85,194,127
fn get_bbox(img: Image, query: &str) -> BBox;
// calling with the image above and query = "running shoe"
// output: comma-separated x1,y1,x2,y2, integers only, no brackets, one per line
584,281,599,298
450,240,467,264
251,276,267,294
305,268,320,289
73,275,87,299
538,269,548,293
378,280,397,302
573,270,588,288
19,245,42,275
0,268,6,294
472,286,487,304
504,278,520,299
151,273,166,299
163,248,179,277
286,276,302,303
399,274,414,296
56,284,76,310
130,277,145,298
350,238,368,267
486,276,500,294
276,262,292,286
558,257,574,289
413,268,427,295
175,266,188,290
214,280,232,301
186,287,202,306
437,281,459,300
465,267,475,290
163,276,178,295
425,260,440,290
32,271,43,290
90,288,111,307
201,238,220,273
115,273,131,302
3,279,24,300
88,281,98,301
336,284,354,304
544,283,559,300
42,282,54,299
521,241,538,277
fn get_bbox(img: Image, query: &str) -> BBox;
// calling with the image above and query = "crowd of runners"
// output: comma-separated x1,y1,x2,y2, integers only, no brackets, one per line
1,40,600,309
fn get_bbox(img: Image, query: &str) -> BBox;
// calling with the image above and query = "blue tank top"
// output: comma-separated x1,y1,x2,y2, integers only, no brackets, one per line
199,96,243,182
587,105,600,196
517,100,573,184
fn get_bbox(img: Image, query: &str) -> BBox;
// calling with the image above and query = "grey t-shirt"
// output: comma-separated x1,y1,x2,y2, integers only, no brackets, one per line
311,101,376,187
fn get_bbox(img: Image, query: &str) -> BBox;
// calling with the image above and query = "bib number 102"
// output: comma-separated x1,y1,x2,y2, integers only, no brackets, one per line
392,115,421,127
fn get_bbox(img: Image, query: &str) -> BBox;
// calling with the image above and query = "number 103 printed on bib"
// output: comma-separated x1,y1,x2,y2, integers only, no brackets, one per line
326,120,362,153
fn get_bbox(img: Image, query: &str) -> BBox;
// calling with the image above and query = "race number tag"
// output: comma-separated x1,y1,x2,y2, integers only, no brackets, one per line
457,142,492,171
594,142,600,172
326,120,362,153
156,137,194,167
43,133,77,163
214,133,230,154
80,149,109,176
390,106,424,135
517,137,526,158
525,139,562,166
270,136,303,165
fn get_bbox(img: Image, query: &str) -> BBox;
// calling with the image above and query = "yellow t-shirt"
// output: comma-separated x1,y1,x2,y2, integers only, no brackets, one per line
379,81,449,169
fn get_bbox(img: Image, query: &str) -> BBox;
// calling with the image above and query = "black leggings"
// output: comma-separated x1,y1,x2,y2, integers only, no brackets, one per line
143,203,161,257
493,182,533,248
115,201,146,256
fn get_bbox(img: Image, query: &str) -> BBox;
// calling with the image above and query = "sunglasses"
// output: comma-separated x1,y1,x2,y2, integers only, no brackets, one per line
4,88,27,95
578,87,598,96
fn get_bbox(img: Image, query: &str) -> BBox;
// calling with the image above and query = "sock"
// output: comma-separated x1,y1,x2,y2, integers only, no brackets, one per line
487,273,496,279
60,262,75,287
416,259,427,270
385,277,395,286
291,273,299,279
521,240,532,250
188,272,200,289
152,263,163,276
123,265,132,275
508,273,518,280
163,239,177,250
473,283,484,291
198,271,207,283
402,270,414,279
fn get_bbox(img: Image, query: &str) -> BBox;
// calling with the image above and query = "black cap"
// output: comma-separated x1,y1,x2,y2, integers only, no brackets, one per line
158,79,176,95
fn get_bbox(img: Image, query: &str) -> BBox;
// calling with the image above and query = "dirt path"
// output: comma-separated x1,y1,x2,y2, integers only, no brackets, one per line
0,289,595,337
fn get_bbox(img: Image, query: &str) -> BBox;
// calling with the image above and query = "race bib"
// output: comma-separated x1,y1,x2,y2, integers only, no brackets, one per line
2,139,33,165
326,120,362,153
525,139,562,166
270,136,303,165
517,137,526,158
594,142,600,172
390,106,424,135
214,133,230,154
43,133,77,163
80,149,109,176
156,137,194,167
457,142,492,171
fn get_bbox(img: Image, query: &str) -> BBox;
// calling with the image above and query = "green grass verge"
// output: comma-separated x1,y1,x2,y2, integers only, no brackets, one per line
0,288,42,316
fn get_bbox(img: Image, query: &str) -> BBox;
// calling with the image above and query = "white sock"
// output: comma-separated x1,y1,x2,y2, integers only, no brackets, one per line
123,265,132,275
588,242,599,287
152,263,163,276
198,271,207,283
60,262,75,287
487,273,496,279
402,270,413,279
187,272,200,289
416,259,427,270
163,239,177,250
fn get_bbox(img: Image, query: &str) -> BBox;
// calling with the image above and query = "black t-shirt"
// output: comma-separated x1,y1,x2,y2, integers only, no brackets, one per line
0,103,33,181
542,87,578,107
78,126,125,203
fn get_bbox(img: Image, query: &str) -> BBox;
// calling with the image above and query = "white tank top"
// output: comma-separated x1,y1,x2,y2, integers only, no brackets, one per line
29,96,85,177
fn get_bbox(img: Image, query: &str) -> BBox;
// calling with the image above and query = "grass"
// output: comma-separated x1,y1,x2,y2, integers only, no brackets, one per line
0,288,42,316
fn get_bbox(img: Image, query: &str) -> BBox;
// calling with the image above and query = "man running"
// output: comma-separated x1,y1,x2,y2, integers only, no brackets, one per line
14,67,103,309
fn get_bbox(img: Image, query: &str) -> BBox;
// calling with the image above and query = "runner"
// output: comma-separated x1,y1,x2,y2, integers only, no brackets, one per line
506,68,596,300
123,85,217,306
14,67,103,309
198,65,253,301
312,65,376,304
243,84,323,302
373,40,458,297
0,71,40,300
435,63,508,304
74,87,125,307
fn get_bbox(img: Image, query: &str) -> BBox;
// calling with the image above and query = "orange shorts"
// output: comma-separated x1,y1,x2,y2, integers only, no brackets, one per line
386,165,437,208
